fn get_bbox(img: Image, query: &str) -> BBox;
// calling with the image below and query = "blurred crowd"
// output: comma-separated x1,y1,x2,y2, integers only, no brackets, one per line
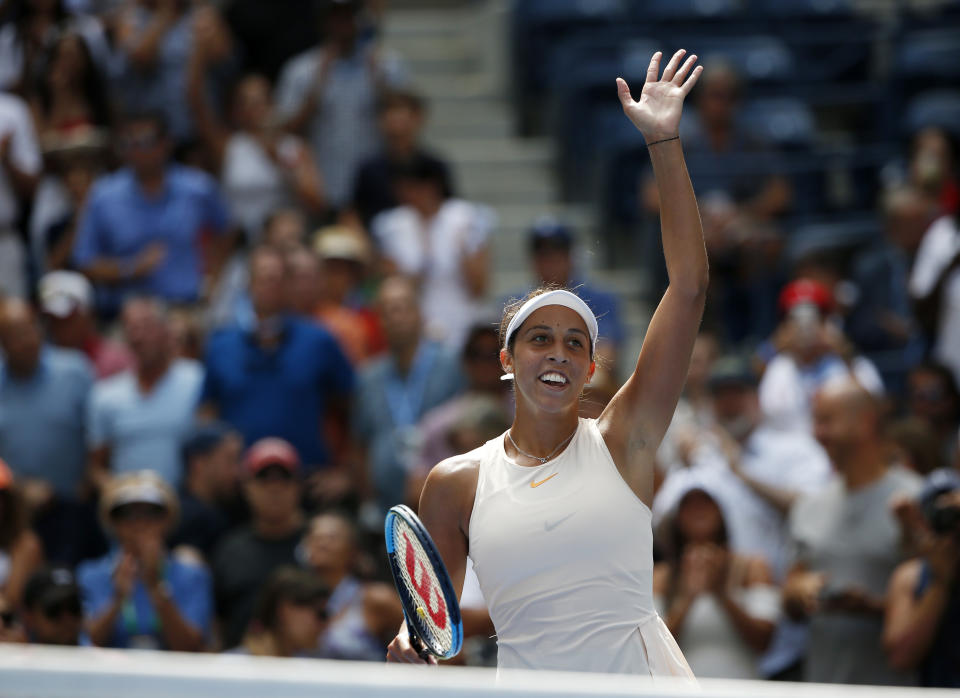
0,0,957,689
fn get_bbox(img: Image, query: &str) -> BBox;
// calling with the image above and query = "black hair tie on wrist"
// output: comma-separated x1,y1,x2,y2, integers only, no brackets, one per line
646,135,679,147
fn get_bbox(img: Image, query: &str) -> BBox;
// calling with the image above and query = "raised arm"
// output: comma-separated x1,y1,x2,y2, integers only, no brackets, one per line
599,50,708,504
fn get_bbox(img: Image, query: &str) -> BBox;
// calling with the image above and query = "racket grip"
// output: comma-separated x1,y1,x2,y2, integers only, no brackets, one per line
408,630,432,662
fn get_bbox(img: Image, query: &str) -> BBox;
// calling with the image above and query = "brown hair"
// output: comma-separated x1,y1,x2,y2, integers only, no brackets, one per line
499,284,596,360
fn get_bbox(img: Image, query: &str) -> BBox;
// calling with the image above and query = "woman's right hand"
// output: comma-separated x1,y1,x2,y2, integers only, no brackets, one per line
386,620,437,665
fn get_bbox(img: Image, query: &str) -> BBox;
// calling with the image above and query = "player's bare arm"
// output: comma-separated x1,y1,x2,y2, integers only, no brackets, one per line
598,49,708,507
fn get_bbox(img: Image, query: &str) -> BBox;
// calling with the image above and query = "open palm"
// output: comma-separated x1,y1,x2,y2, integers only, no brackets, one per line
617,49,702,143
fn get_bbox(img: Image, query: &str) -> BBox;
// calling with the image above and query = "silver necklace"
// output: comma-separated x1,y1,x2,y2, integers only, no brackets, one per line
506,427,577,464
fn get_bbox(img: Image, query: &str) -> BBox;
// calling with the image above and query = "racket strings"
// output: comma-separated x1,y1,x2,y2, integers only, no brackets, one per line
390,518,454,652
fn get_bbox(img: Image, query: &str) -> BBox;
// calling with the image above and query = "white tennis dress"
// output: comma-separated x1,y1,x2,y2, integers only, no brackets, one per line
468,418,694,677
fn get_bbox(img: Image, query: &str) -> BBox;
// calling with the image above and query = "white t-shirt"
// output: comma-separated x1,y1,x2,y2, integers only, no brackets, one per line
909,214,960,385
373,198,495,349
221,132,303,241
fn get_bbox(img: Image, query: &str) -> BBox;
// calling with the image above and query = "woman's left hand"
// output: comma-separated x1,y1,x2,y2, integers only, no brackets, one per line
617,49,703,143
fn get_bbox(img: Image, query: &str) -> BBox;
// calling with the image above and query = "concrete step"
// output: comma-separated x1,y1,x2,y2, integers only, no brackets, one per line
488,202,591,230
458,165,557,203
408,72,497,100
435,137,553,164
424,117,512,141
381,7,472,36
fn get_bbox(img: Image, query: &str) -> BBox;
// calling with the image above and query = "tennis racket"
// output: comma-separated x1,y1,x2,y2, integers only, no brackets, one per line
384,504,463,660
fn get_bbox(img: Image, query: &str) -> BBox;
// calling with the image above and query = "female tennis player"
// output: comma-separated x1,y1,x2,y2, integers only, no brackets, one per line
387,49,706,677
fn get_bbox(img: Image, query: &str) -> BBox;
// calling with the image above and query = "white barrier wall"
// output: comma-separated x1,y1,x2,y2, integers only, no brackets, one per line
0,644,955,698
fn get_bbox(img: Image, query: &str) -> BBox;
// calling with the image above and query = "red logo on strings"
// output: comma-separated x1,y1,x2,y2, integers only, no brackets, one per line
403,533,447,629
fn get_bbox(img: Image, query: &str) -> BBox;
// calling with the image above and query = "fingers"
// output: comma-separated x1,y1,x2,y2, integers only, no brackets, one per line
673,53,698,85
681,65,705,96
660,49,686,82
645,51,662,84
616,77,633,109
386,635,430,664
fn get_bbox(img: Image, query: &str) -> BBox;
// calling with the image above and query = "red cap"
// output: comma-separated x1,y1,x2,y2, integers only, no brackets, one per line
778,279,833,316
244,438,300,476
0,459,13,490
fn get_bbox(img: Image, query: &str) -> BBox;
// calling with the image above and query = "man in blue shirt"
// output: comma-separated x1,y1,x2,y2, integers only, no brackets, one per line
353,276,463,515
87,297,205,489
0,299,93,500
200,246,354,476
78,471,211,651
520,217,626,371
72,111,230,316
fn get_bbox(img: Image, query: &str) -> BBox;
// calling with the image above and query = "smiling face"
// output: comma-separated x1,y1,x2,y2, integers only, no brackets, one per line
501,305,594,414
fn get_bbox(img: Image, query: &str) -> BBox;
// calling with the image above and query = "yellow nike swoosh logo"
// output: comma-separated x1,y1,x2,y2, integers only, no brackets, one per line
530,473,558,488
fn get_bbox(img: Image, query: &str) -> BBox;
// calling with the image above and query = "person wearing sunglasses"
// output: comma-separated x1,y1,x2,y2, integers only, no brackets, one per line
22,566,84,646
235,565,329,657
76,470,212,651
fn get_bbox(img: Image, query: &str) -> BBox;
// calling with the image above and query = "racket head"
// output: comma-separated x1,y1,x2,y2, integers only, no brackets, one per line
384,504,463,659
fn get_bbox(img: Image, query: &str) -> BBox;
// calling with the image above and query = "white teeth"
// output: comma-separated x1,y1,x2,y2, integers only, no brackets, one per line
540,372,567,385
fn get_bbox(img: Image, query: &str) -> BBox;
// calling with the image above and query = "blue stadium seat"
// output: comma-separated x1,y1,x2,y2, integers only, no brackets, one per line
905,90,960,140
894,29,960,84
740,98,816,149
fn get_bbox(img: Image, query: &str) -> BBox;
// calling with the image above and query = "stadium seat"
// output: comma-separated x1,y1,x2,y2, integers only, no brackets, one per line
905,90,960,140
894,29,960,85
740,98,816,149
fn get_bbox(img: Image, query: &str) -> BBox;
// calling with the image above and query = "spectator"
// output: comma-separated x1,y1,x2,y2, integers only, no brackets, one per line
411,324,512,502
187,43,327,240
71,110,230,316
904,362,960,469
113,0,234,143
285,244,323,318
301,511,402,660
353,276,463,514
655,356,832,581
0,0,111,94
910,211,960,386
657,331,719,476
28,127,109,275
907,127,958,216
639,61,788,344
783,379,922,685
22,566,84,645
200,245,354,477
0,90,42,298
168,422,243,560
312,226,381,365
654,481,779,679
846,186,934,391
212,438,306,650
275,0,407,210
236,565,328,657
87,297,204,489
372,157,494,348
0,460,44,607
78,471,211,651
884,469,960,687
886,417,946,477
520,216,625,368
759,279,883,433
38,271,133,379
0,299,94,560
349,89,453,229
30,30,112,137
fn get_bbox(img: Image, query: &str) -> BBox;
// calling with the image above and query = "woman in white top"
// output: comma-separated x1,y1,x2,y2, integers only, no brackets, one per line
186,33,326,241
653,483,779,679
387,50,707,676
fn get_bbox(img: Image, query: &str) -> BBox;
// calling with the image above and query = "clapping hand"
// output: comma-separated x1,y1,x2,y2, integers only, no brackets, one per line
617,50,703,143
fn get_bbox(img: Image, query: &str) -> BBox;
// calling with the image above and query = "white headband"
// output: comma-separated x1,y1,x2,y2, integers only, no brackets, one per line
501,290,598,381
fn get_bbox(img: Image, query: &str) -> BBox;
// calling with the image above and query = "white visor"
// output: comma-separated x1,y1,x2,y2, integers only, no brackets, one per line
501,289,598,381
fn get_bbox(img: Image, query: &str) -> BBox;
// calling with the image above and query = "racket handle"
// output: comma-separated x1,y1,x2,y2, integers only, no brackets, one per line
408,628,432,662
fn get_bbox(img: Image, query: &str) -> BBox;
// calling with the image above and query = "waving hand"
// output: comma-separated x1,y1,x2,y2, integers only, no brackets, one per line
617,50,702,143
